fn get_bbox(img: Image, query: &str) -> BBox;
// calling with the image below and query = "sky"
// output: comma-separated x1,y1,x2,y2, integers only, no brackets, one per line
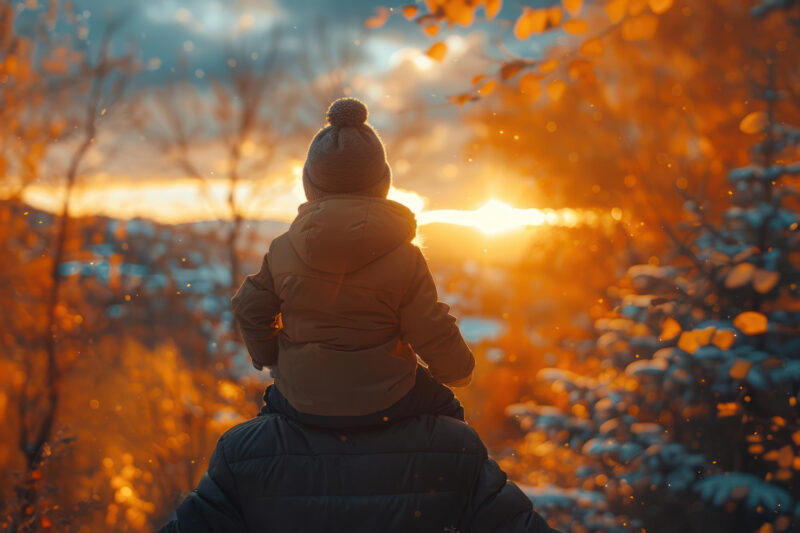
9,0,562,225
21,0,509,105
32,0,551,83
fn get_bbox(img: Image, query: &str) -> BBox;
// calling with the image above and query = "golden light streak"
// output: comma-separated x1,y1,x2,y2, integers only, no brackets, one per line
4,179,607,234
5,177,305,225
418,199,600,234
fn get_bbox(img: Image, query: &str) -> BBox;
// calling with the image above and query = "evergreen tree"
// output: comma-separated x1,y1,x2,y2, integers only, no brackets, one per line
507,4,800,532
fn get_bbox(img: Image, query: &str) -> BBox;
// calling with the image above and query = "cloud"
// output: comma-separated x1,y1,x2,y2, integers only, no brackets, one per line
356,31,494,114
143,0,284,38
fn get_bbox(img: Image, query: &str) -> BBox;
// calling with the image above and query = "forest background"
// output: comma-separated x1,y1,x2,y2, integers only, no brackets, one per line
1,0,799,531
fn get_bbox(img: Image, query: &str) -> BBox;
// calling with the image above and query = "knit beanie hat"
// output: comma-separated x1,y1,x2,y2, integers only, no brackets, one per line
302,98,392,201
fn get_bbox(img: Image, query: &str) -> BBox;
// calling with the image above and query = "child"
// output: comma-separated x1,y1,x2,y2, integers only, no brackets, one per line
232,97,474,426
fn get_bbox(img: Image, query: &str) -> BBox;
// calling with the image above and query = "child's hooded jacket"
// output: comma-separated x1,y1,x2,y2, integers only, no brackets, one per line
232,194,475,416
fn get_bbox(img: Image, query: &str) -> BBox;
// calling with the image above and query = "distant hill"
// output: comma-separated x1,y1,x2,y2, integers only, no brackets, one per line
174,218,289,243
4,200,266,366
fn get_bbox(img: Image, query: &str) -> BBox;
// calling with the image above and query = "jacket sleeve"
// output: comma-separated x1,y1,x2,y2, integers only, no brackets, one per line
173,440,247,533
231,253,282,369
463,457,559,533
398,247,475,384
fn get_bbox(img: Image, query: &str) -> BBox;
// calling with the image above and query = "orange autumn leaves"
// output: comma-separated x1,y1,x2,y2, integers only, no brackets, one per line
363,0,676,39
669,324,737,353
426,0,503,23
512,0,669,41
365,0,501,33
363,0,680,110
606,0,673,21
579,37,604,56
507,0,666,100
659,314,769,387
686,327,735,351
414,0,675,108
724,262,780,293
425,41,448,62
740,111,770,134
364,7,391,29
367,0,673,70
658,309,769,355
513,6,563,40
733,311,769,336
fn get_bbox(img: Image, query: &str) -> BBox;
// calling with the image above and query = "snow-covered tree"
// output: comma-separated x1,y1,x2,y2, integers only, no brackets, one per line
506,4,800,532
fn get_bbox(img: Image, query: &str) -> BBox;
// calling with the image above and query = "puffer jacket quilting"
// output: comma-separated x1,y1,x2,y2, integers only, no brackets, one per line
166,410,557,533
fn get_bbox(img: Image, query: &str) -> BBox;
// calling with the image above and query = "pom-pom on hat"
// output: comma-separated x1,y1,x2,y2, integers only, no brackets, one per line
303,97,392,201
326,98,369,127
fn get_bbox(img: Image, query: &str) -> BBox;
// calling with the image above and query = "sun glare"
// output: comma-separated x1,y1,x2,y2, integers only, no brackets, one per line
418,199,600,235
4,177,604,234
387,186,427,214
388,46,434,71
412,54,433,70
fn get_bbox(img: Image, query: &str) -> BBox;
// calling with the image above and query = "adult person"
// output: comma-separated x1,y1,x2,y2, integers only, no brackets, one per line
158,383,557,533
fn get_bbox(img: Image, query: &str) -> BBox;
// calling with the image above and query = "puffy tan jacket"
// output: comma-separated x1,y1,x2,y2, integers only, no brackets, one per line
232,195,475,416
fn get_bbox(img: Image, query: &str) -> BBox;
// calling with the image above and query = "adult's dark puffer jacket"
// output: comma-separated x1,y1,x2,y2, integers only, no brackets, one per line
232,195,475,416
158,390,558,533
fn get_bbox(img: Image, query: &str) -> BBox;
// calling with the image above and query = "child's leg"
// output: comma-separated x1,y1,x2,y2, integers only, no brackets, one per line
379,366,465,422
259,367,466,430
260,384,365,428
260,384,373,427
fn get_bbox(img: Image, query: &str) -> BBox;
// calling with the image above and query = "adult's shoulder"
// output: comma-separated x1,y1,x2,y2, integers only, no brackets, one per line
217,413,487,463
214,413,299,462
398,414,488,457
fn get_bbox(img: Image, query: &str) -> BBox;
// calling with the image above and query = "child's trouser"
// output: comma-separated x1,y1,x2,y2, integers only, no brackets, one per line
260,366,465,430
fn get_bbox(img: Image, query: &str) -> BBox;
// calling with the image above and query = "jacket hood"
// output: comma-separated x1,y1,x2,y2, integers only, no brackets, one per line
288,195,417,274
